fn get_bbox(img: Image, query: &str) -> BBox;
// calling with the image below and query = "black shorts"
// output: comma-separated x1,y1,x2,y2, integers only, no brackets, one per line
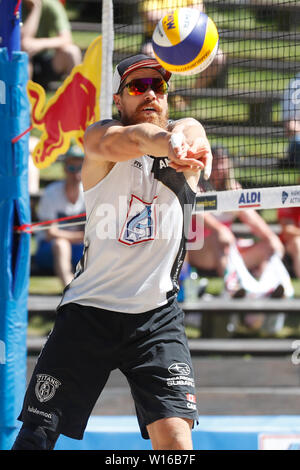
18,300,199,440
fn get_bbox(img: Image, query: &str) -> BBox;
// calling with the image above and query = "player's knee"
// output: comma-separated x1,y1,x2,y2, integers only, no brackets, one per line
148,417,193,450
11,423,59,451
158,431,192,450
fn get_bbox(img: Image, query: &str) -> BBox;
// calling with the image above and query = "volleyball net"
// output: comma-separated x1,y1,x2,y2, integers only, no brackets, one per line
100,0,300,211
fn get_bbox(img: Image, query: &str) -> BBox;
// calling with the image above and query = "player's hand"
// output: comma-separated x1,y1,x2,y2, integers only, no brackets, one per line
168,132,212,178
185,136,212,180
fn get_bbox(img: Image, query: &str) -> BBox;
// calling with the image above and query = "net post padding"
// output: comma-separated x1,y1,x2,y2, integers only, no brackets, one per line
0,48,31,450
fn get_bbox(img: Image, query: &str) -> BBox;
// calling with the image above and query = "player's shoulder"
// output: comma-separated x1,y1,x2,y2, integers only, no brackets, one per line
85,119,122,139
98,119,121,127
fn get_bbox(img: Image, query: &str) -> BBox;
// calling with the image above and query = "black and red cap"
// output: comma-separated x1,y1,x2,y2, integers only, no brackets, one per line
112,54,172,94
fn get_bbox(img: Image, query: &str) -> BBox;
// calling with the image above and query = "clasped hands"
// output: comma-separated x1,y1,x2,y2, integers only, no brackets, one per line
168,132,212,180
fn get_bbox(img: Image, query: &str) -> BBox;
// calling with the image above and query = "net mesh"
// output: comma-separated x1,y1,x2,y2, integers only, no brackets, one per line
111,0,299,205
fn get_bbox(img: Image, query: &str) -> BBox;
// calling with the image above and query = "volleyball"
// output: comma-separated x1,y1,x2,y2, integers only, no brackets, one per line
152,8,219,76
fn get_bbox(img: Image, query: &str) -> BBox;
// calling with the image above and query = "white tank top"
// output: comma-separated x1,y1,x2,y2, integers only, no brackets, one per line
59,155,195,313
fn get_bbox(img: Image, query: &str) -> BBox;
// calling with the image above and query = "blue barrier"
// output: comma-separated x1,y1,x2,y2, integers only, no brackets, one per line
0,47,31,451
52,415,300,451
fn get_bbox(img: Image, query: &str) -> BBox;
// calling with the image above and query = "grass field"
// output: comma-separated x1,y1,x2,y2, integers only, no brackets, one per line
29,274,300,297
28,274,300,338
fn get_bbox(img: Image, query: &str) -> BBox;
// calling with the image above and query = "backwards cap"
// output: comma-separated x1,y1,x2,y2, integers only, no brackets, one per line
112,54,172,94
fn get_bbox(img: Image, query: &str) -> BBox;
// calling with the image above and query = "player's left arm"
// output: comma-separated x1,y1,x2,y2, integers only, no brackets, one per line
168,118,212,192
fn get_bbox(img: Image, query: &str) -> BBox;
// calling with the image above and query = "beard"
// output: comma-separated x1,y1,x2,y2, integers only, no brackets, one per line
121,99,169,129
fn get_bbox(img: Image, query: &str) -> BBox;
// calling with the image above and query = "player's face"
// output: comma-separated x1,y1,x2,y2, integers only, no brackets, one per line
114,68,169,129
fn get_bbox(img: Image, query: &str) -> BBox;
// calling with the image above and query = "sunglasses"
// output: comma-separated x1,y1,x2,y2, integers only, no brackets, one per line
66,164,82,173
120,77,169,96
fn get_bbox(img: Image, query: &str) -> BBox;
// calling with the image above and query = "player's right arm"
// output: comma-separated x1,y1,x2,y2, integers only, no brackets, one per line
84,119,173,162
82,119,204,190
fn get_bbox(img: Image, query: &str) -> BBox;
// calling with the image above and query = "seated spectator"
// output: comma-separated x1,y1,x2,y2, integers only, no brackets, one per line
187,145,293,299
33,144,86,288
187,145,294,334
139,0,227,110
278,177,300,279
282,72,300,168
21,0,82,87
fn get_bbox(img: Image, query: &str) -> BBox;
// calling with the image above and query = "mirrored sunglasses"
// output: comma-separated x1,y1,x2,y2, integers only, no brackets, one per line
120,77,169,96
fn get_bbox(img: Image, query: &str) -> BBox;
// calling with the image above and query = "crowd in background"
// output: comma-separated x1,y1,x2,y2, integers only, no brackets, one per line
25,1,300,336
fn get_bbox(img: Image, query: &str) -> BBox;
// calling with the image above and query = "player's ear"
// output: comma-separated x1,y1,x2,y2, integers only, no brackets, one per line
113,94,122,113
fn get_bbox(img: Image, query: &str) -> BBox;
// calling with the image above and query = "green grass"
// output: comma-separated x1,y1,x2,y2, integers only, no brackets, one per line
206,134,288,159
227,68,294,92
72,31,100,50
177,98,249,123
28,274,300,298
234,167,299,187
29,276,62,295
221,39,300,61
39,161,64,184
27,274,300,336
205,6,265,31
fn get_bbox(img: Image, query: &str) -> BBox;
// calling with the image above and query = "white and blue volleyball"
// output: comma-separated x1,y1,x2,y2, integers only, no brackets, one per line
152,8,219,76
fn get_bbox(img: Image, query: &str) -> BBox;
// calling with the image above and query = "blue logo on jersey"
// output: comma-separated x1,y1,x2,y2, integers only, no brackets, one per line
125,205,153,242
119,195,157,245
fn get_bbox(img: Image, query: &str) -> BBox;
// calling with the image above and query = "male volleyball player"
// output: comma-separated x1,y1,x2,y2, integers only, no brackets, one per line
12,54,212,450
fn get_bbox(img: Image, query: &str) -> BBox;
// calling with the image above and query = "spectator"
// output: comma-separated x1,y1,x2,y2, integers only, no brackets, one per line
187,145,294,334
278,177,300,279
33,144,85,288
21,0,82,87
139,0,227,110
282,72,300,168
187,145,293,300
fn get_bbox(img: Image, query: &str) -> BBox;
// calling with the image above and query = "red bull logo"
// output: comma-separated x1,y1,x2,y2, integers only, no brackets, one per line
28,35,102,168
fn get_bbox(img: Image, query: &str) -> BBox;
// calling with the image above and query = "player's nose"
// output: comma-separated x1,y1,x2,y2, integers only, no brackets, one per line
144,87,157,99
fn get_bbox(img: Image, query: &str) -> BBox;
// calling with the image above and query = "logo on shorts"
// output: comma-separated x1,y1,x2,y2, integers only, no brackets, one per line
186,393,196,403
168,363,191,376
35,374,61,403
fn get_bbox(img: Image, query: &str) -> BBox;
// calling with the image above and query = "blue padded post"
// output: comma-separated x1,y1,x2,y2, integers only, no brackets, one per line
0,1,31,450
0,45,31,449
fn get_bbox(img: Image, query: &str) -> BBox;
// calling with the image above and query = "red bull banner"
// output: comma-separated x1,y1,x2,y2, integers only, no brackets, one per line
28,35,102,168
